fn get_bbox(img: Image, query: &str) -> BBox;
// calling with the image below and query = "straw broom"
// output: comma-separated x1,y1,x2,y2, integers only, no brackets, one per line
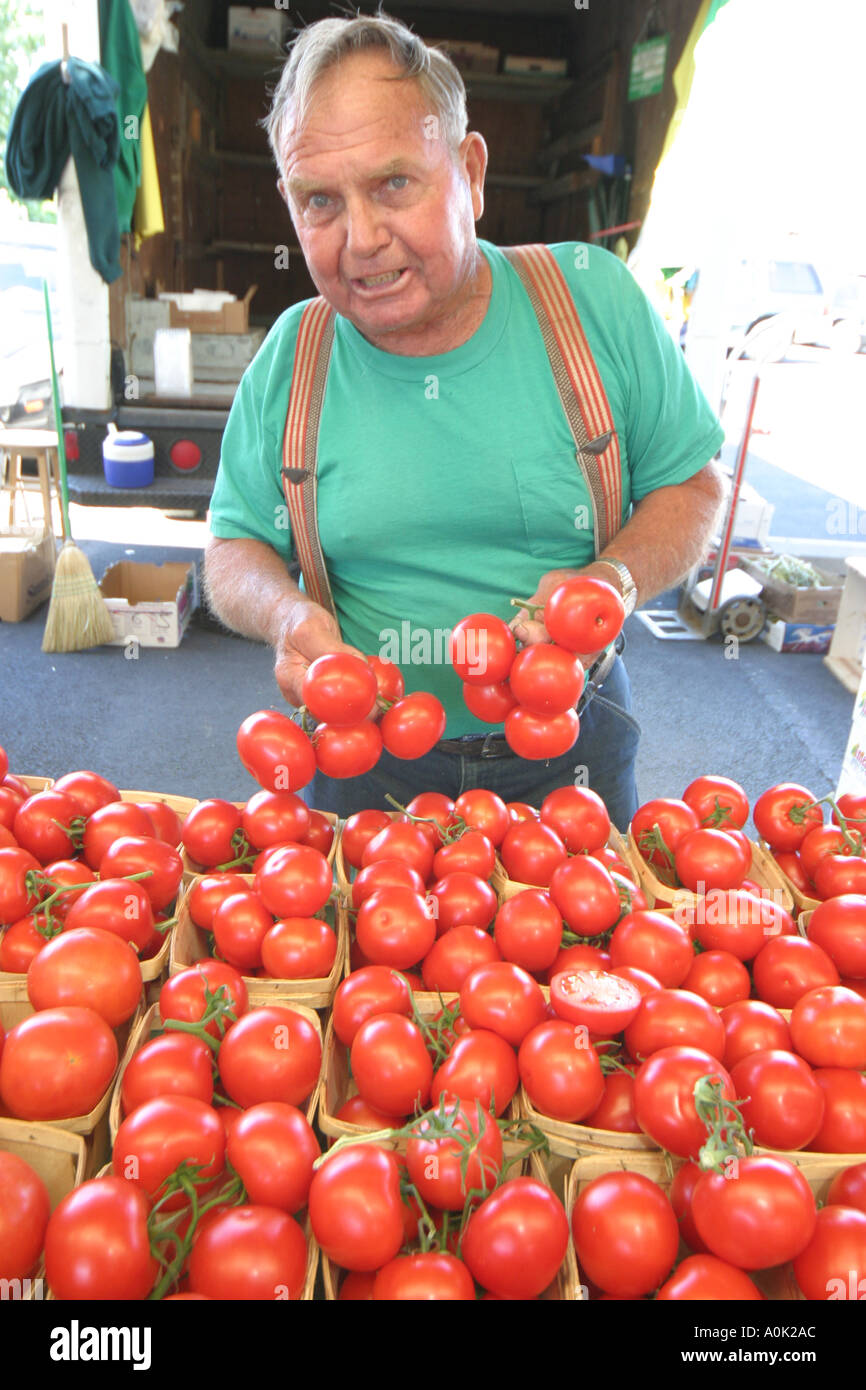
41,279,116,652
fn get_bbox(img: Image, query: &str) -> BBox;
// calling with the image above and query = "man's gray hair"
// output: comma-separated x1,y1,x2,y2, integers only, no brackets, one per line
265,9,469,167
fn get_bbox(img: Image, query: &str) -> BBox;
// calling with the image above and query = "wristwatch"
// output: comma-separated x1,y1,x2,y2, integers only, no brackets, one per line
593,557,638,616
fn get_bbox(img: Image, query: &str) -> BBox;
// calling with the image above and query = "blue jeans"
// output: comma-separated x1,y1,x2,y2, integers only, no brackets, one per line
302,655,641,833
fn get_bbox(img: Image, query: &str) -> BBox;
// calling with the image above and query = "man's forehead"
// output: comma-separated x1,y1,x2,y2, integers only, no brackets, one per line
279,51,436,162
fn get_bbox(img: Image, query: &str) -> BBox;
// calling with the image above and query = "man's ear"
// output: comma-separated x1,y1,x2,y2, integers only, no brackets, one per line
277,177,289,209
460,131,488,222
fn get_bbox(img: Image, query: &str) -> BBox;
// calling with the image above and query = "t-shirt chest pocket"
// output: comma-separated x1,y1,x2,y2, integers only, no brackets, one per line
508,450,601,562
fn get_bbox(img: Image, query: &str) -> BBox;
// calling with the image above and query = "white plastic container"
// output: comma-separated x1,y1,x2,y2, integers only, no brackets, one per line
102,423,155,488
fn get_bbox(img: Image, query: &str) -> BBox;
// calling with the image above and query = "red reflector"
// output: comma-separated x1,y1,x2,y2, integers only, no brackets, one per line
64,428,80,460
170,439,202,471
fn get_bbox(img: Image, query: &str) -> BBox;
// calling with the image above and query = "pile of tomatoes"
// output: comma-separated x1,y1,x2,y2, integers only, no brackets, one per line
451,576,625,760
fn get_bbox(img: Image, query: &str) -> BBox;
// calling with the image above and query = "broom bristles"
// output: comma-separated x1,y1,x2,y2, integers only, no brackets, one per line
42,540,117,652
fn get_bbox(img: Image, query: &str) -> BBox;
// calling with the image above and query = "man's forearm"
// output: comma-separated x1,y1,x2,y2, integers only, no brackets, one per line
203,537,308,647
590,462,726,606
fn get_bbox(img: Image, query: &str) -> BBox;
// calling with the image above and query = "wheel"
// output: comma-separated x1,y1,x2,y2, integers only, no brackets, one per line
718,596,766,642
742,316,793,364
831,318,863,355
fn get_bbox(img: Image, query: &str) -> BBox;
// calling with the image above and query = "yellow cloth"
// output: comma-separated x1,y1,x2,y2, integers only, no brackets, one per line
657,0,714,168
132,102,164,246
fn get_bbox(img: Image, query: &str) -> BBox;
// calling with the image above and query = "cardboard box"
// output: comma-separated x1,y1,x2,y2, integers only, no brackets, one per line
158,287,257,336
228,7,288,52
0,526,55,622
826,556,866,693
741,557,844,624
503,55,569,77
437,40,500,72
128,319,266,383
836,665,866,799
760,617,835,654
98,561,198,648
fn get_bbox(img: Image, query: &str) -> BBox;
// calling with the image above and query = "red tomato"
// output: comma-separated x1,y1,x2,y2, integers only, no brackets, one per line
682,775,749,830
236,709,316,793
506,801,539,823
44,1177,157,1300
350,1013,433,1117
539,785,610,854
462,678,519,723
211,891,273,972
583,1071,641,1134
340,810,391,869
428,871,497,934
255,844,332,918
380,693,447,759
217,1005,322,1109
362,822,435,881
753,782,823,852
133,799,183,847
689,888,781,960
120,1031,214,1115
509,643,583,716
13,791,84,865
608,911,694,988
752,935,840,1008
493,889,563,973
549,855,621,937
674,828,749,892
158,961,248,1040
826,1162,866,1214
518,1019,604,1122
241,790,311,851
26,927,142,1028
669,1161,711,1254
332,966,413,1047
355,886,436,970
731,1049,825,1150
504,706,580,761
810,1069,866,1152
720,999,792,1069
548,943,611,980
459,961,547,1046
499,820,566,888
450,612,516,685
799,823,863,881
624,988,726,1062
814,854,866,899
793,1205,866,1300
462,1176,569,1298
181,800,245,868
261,917,337,980
807,894,866,978
550,969,642,1036
431,1029,519,1116
63,878,155,954
432,829,495,880
0,845,43,924
452,790,510,848
681,949,751,1008
366,653,404,703
694,1155,817,1269
544,576,624,654
313,721,383,778
0,1150,50,1280
0,913,52,972
572,1170,679,1297
334,1095,405,1131
99,835,183,912
405,1099,503,1211
113,1095,225,1205
421,924,502,993
302,652,378,724
0,1006,118,1121
308,1144,405,1272
630,798,700,871
189,1205,308,1300
51,770,119,818
656,1254,764,1300
632,1046,735,1158
81,801,156,871
772,848,815,897
790,985,866,1069
226,1102,320,1212
373,1252,475,1300
303,810,334,856
609,964,663,997
187,874,247,930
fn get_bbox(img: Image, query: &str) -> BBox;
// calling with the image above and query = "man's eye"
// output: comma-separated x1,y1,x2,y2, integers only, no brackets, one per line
387,175,409,190
309,194,331,210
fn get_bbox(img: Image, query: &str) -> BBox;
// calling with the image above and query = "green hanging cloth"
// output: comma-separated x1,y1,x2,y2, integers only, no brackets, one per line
6,56,123,283
99,0,148,236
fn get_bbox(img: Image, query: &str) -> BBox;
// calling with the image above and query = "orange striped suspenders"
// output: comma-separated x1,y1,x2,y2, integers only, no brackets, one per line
280,244,623,621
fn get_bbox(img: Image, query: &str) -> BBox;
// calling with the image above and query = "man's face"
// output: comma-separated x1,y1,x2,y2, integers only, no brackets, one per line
278,50,487,352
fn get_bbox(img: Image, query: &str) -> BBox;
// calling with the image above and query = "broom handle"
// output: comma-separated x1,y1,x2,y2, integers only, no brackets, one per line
43,278,71,540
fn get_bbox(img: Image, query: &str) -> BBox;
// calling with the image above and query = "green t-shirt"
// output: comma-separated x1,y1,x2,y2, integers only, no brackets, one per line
209,240,725,735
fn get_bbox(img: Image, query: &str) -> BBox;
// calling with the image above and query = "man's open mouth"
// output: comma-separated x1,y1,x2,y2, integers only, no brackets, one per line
352,268,409,290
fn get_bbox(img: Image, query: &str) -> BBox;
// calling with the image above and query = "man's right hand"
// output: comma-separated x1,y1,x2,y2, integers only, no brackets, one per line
274,599,367,709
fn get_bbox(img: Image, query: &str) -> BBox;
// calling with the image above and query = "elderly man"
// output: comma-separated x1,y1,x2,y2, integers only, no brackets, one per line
204,11,725,828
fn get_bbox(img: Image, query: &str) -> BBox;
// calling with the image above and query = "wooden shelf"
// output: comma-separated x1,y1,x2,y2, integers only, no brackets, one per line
529,167,599,205
464,71,573,103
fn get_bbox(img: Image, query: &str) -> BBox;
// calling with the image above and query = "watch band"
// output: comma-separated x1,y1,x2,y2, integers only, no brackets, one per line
594,557,638,616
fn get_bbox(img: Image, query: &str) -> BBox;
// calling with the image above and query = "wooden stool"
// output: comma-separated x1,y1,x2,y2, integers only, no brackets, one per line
0,428,68,540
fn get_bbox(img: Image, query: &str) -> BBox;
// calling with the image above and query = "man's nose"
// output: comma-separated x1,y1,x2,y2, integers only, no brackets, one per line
344,196,389,258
